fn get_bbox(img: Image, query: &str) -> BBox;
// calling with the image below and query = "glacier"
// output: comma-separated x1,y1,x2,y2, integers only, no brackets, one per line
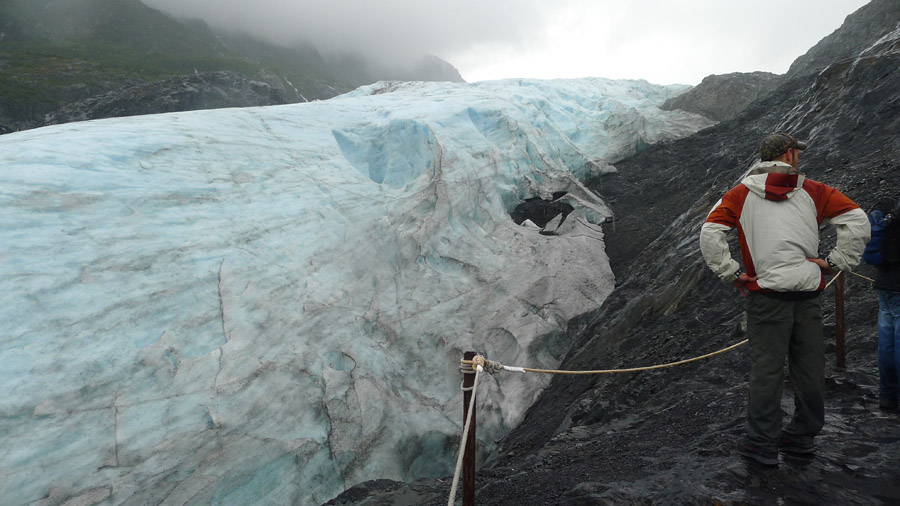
0,78,713,505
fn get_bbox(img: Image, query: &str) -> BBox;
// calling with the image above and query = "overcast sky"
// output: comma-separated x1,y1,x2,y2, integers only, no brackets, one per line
143,0,870,85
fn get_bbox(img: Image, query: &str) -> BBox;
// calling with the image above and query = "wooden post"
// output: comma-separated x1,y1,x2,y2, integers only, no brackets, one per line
835,273,846,368
462,351,476,506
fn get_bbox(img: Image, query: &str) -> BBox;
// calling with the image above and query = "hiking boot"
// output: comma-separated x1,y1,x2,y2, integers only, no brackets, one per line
778,435,815,455
782,451,815,467
736,442,778,466
878,396,899,413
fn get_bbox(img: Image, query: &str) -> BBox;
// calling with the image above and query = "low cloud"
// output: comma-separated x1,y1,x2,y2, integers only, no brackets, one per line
143,0,548,59
142,0,869,84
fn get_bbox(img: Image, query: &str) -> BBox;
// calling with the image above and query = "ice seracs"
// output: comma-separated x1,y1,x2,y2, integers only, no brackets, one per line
0,77,712,505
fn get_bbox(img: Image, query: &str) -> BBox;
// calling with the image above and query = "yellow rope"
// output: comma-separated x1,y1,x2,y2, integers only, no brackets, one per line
824,270,842,290
848,270,875,283
516,339,748,375
462,339,748,376
457,268,870,377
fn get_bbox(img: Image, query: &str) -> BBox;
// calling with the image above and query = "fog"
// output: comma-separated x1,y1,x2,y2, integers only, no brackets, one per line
140,0,869,87
142,0,548,65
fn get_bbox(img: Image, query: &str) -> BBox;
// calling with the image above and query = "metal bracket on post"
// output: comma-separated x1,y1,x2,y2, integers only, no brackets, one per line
835,273,846,368
462,351,476,506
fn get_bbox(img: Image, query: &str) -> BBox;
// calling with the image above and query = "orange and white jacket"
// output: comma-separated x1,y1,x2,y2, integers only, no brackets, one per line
700,161,870,293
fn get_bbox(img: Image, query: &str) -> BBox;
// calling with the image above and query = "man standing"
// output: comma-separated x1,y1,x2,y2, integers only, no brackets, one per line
863,198,900,412
699,132,870,466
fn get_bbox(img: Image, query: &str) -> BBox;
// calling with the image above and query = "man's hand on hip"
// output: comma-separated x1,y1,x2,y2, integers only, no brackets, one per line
806,257,835,274
732,273,758,297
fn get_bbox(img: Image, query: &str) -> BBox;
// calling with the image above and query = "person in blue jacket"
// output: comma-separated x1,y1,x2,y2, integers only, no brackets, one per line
863,198,900,412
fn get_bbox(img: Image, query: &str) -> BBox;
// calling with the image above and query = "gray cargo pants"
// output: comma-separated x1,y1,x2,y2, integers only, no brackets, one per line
746,292,825,449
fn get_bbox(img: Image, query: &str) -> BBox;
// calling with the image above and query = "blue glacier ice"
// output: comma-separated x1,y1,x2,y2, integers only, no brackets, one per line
0,78,713,505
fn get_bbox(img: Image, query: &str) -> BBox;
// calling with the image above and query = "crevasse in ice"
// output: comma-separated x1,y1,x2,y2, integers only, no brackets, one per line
0,78,712,505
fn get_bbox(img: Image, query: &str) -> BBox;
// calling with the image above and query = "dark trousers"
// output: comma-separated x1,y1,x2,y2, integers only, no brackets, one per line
876,289,900,403
746,293,825,449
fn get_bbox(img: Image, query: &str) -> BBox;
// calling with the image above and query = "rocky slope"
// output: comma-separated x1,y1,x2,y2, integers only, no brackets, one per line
0,0,463,133
0,0,340,132
42,71,288,126
326,2,900,504
786,0,900,78
324,53,465,90
659,71,782,122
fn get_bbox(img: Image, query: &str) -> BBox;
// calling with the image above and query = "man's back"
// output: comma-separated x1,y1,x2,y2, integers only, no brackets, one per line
701,160,868,293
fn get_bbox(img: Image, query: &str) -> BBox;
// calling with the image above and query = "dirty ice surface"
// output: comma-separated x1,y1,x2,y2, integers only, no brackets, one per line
0,78,712,505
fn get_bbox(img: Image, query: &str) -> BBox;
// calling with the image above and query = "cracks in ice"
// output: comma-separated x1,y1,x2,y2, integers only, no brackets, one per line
200,404,218,430
112,391,121,468
216,258,228,346
213,258,229,392
516,296,559,318
252,112,288,146
214,360,285,396
415,136,448,241
214,348,224,392
322,398,345,484
57,388,217,419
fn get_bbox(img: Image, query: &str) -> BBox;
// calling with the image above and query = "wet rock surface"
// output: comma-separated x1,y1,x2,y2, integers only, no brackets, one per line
327,2,900,505
786,0,900,79
42,71,287,126
660,71,782,122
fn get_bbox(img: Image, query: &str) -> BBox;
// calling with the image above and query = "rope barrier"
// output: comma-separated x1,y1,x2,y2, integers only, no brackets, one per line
847,270,875,283
447,267,865,504
453,270,870,382
448,337,750,504
824,270,843,290
825,269,876,286
462,339,749,376
457,271,858,377
448,363,482,506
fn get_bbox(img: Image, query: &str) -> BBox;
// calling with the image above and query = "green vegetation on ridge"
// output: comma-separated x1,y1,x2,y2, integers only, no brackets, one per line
0,0,348,130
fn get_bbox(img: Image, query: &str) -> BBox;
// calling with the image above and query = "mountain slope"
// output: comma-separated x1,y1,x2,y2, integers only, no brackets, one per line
659,71,783,122
0,0,462,133
0,0,342,131
325,53,465,88
787,0,900,78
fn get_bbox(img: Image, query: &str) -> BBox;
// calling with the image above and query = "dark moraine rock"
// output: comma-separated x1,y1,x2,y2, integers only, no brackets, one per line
786,0,900,79
660,71,783,122
42,71,287,126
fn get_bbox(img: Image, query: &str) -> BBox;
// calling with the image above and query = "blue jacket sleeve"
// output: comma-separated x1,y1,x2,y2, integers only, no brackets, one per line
863,210,887,266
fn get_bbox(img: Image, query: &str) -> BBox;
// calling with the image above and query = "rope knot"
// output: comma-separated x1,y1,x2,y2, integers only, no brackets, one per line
459,358,476,374
474,355,504,374
459,354,504,374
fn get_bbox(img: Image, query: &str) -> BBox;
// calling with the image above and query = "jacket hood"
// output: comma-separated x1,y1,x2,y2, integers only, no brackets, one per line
741,161,805,201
